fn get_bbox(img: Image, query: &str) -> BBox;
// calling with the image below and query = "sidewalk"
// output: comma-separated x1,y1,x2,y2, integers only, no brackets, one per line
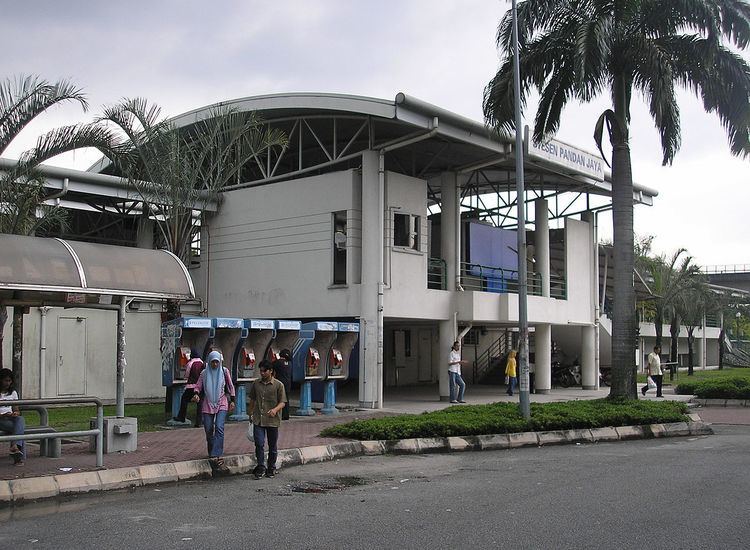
0,384,694,482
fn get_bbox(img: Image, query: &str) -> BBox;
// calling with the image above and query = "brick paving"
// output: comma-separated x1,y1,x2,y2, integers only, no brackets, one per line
0,412,389,481
696,406,750,426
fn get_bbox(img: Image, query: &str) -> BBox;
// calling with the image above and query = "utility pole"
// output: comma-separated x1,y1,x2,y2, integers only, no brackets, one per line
511,0,530,419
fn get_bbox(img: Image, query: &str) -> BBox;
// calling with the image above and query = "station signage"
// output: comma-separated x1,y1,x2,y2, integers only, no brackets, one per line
277,320,301,331
525,127,605,181
182,317,212,329
248,319,275,330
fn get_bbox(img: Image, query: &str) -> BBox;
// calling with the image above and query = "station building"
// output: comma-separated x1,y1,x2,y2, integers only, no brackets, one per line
1,92,722,405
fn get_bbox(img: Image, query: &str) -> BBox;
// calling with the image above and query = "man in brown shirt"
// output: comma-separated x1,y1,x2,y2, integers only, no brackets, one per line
248,360,286,478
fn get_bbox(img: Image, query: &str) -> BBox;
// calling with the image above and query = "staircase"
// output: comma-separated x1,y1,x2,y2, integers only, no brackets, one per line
473,334,509,385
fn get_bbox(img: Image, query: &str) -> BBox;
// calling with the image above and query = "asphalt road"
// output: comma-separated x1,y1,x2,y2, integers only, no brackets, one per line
1,425,748,550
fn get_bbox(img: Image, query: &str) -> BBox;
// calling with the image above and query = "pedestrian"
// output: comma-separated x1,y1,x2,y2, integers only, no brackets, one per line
173,348,204,426
248,359,286,479
273,349,292,420
642,345,664,398
505,350,518,396
192,350,235,469
0,368,25,466
448,340,467,403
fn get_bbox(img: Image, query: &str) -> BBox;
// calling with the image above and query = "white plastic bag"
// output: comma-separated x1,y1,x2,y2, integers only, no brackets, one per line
647,376,657,390
246,421,254,442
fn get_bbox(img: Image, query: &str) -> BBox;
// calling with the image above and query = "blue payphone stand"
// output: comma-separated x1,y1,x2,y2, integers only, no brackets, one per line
321,322,360,415
231,319,275,421
162,317,214,427
293,321,338,416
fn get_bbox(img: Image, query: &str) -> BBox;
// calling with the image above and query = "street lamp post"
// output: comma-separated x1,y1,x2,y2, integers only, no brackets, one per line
510,0,530,420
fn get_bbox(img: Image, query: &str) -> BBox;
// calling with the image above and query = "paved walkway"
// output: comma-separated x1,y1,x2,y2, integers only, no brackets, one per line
0,384,696,481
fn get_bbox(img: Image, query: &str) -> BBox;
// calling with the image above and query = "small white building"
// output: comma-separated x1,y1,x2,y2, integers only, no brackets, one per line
5,92,719,405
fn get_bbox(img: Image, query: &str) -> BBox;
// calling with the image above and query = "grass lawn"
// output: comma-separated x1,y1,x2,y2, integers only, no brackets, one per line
321,399,690,441
636,366,750,385
22,403,171,433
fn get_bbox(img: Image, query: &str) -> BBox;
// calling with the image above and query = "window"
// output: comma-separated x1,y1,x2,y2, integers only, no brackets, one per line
463,328,480,346
332,211,347,284
394,213,421,251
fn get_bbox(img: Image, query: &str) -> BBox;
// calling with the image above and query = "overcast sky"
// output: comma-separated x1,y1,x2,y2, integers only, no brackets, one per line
2,0,748,266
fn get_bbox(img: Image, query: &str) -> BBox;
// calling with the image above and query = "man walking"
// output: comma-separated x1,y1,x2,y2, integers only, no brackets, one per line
248,360,286,478
642,345,664,398
448,341,467,403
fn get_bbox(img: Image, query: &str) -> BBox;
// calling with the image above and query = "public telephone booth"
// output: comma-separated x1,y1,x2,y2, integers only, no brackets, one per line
293,321,338,415
321,322,360,414
267,320,302,361
161,317,214,424
231,318,275,421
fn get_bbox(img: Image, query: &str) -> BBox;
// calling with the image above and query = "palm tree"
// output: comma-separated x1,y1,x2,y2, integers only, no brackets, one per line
675,276,715,375
484,0,750,398
642,249,701,349
99,98,287,320
0,75,115,371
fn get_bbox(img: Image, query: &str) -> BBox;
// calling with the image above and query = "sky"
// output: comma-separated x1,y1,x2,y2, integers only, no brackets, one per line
2,0,748,267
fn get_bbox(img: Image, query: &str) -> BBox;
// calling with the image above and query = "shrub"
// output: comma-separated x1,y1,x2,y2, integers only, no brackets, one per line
674,380,702,395
694,378,750,399
320,399,689,440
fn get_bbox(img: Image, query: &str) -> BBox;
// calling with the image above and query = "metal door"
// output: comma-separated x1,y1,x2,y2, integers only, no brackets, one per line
418,329,432,382
57,317,87,396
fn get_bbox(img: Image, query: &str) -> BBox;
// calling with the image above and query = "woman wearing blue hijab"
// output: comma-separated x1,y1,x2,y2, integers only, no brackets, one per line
192,350,235,468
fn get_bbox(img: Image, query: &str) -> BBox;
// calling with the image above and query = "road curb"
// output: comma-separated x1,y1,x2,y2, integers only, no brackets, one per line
690,398,750,407
0,420,713,506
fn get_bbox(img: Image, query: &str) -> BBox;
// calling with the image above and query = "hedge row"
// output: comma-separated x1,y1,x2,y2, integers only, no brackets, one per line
676,377,750,399
321,399,689,441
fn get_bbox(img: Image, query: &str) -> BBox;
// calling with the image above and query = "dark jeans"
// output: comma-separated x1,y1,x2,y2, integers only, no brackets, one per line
0,416,25,458
506,376,517,396
253,424,279,470
449,372,466,402
642,374,664,397
176,388,201,425
202,410,227,458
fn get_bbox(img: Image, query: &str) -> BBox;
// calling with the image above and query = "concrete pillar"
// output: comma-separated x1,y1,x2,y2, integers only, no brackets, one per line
359,150,382,408
439,319,453,401
441,172,457,290
535,323,551,393
699,316,707,369
581,325,596,389
137,217,154,249
534,199,550,297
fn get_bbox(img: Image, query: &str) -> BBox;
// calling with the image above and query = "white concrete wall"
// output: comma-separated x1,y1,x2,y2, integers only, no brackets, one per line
1,305,163,399
201,170,362,318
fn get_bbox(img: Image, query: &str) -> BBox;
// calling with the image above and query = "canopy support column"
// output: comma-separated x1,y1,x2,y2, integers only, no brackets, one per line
116,297,127,418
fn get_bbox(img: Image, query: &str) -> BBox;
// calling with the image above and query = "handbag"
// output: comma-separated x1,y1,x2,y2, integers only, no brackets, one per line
647,376,656,390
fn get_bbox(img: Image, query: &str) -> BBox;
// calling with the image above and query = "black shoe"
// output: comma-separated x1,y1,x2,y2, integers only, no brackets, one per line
265,467,276,478
641,387,647,396
253,466,266,479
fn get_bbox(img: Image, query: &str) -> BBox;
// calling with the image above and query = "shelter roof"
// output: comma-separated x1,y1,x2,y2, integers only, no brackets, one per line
0,234,195,302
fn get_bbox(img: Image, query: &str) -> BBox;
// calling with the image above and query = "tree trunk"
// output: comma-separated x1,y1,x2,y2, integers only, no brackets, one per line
654,306,663,350
12,307,23,397
164,298,181,413
687,330,695,376
718,327,725,370
609,137,637,399
0,305,7,370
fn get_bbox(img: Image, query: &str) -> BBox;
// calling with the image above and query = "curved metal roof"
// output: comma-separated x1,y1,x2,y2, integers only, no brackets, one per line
0,234,195,300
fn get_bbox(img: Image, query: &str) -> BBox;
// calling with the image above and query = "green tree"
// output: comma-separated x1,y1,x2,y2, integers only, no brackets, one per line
484,0,750,398
99,98,287,319
0,75,114,371
642,249,701,349
675,276,715,375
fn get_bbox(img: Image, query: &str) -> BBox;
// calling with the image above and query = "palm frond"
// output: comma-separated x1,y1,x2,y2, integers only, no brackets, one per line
0,75,87,155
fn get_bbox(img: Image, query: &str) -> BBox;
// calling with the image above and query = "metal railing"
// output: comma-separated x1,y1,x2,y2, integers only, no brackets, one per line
427,257,447,290
0,397,104,468
460,262,566,299
473,335,509,382
702,264,750,274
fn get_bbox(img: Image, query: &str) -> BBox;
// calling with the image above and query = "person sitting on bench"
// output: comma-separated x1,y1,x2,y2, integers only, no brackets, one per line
0,368,25,466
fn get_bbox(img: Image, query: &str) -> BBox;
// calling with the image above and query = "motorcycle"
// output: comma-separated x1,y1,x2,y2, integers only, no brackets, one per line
551,362,577,388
